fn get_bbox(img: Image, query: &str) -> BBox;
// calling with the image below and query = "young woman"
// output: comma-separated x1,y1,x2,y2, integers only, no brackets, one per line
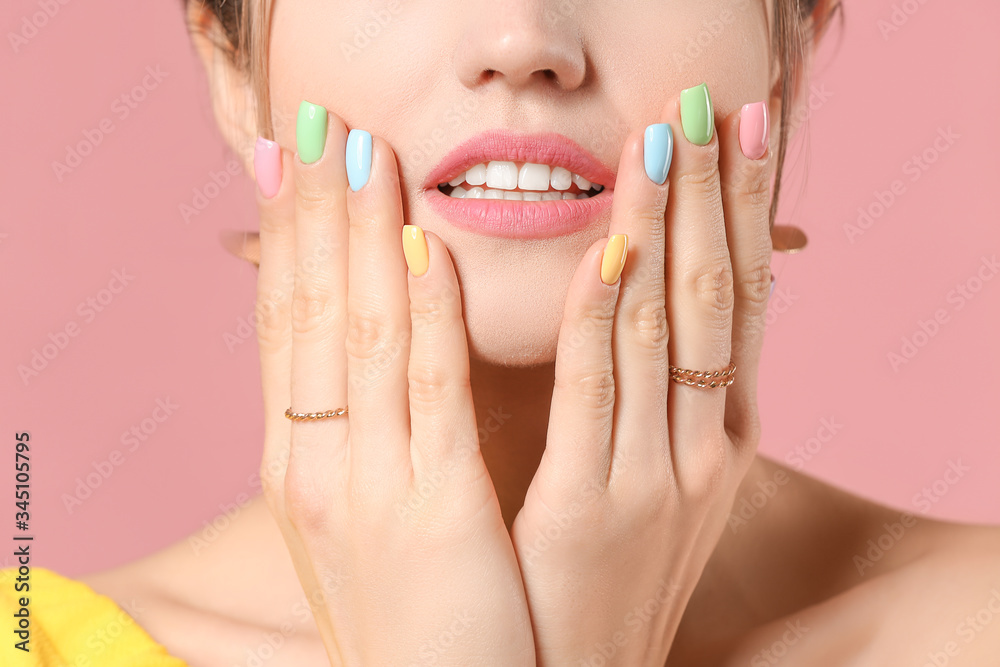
4,0,999,665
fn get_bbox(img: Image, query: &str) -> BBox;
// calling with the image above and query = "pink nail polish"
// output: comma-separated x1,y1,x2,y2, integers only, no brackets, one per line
254,137,282,198
739,102,769,160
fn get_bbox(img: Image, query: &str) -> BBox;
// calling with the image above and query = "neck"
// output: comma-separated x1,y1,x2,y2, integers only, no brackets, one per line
469,357,555,528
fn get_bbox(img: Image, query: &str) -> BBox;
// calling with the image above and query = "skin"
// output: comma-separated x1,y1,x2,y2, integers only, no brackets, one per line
78,0,1000,665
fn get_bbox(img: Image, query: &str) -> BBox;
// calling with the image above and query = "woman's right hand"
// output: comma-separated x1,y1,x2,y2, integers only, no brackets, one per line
250,102,535,667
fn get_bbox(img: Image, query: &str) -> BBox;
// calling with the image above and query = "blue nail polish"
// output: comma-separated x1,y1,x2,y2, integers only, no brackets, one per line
346,129,372,191
644,123,673,185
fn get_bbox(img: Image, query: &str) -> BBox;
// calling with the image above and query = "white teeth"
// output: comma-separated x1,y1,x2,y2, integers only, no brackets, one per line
443,161,601,192
550,166,573,191
518,163,551,191
465,163,487,186
486,161,518,190
444,185,592,200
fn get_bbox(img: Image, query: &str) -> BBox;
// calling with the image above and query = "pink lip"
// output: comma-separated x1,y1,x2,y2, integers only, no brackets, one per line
422,130,617,240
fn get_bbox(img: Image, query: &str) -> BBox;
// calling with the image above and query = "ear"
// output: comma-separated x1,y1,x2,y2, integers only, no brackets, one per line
764,0,839,149
186,0,259,173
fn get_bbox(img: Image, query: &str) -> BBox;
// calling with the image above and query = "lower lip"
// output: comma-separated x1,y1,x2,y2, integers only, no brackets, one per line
424,188,613,239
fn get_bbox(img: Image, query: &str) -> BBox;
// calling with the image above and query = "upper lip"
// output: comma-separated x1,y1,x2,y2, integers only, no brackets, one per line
423,129,618,192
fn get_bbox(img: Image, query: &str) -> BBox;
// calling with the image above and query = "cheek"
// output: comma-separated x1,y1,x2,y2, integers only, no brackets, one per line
267,1,446,151
594,2,772,126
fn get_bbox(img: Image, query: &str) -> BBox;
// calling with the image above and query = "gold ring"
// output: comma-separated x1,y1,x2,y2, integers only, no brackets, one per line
668,360,736,389
284,407,349,421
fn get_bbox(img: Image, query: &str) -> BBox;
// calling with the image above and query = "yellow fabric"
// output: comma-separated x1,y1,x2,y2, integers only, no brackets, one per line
0,566,189,666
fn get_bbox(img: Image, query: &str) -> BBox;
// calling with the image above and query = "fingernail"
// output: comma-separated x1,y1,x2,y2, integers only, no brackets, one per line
402,225,428,276
296,100,327,164
769,274,776,299
346,129,373,191
643,123,673,185
600,234,628,285
253,137,281,198
739,101,769,160
680,82,714,146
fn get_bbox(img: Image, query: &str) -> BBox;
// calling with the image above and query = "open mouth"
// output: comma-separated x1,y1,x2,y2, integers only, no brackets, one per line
436,160,607,201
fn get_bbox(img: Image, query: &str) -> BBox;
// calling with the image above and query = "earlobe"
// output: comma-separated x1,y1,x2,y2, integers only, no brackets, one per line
185,0,259,173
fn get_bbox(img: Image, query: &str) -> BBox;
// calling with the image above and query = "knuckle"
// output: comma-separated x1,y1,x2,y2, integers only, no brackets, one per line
557,368,616,412
410,291,458,330
681,441,728,503
282,466,331,533
408,366,466,416
726,158,772,209
255,291,291,352
627,296,669,353
290,286,336,335
736,261,773,316
676,143,722,192
689,261,735,316
345,309,392,362
295,179,337,216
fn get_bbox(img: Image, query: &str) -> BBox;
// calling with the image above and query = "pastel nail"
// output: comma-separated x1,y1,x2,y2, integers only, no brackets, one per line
346,129,373,191
680,82,714,146
739,101,769,160
600,234,628,285
643,123,673,185
253,137,281,198
402,225,428,276
296,100,327,164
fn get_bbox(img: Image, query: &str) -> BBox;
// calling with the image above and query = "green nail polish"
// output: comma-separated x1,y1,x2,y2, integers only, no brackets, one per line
297,100,327,164
680,83,714,146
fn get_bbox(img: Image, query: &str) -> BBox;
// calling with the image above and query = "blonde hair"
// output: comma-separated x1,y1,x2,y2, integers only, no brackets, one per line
186,0,842,230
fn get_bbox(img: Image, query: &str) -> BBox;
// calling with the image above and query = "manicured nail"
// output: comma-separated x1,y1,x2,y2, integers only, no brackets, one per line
769,273,776,299
253,137,281,198
739,101,770,160
643,123,673,185
680,82,714,146
600,234,628,285
346,129,373,191
296,100,327,164
402,225,428,276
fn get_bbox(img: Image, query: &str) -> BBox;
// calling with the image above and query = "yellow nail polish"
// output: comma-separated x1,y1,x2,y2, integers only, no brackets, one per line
600,234,628,285
402,225,428,276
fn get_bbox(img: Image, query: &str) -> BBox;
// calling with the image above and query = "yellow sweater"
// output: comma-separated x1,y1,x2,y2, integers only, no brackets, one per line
0,566,188,666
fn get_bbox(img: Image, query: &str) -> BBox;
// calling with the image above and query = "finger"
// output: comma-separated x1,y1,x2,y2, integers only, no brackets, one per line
253,138,344,654
664,82,734,473
717,102,775,453
288,101,351,484
607,127,672,478
344,132,412,482
540,235,624,491
402,227,480,476
253,139,297,512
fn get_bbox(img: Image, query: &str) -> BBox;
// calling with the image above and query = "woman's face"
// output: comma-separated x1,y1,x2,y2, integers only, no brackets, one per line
265,0,774,367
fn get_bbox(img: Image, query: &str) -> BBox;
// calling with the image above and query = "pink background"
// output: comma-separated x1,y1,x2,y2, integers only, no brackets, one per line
3,0,998,577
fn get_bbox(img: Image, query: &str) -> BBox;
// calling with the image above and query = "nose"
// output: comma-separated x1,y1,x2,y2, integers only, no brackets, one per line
453,2,586,92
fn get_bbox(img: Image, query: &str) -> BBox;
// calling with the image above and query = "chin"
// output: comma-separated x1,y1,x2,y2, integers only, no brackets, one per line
464,304,560,368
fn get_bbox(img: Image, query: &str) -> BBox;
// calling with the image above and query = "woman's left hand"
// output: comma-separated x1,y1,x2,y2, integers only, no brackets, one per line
510,86,775,666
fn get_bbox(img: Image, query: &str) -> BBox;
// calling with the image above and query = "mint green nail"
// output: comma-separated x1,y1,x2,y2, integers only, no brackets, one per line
296,100,327,164
680,83,714,146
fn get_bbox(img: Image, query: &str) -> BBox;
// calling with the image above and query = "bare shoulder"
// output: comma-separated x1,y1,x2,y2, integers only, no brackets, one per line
709,456,1000,665
77,494,327,666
